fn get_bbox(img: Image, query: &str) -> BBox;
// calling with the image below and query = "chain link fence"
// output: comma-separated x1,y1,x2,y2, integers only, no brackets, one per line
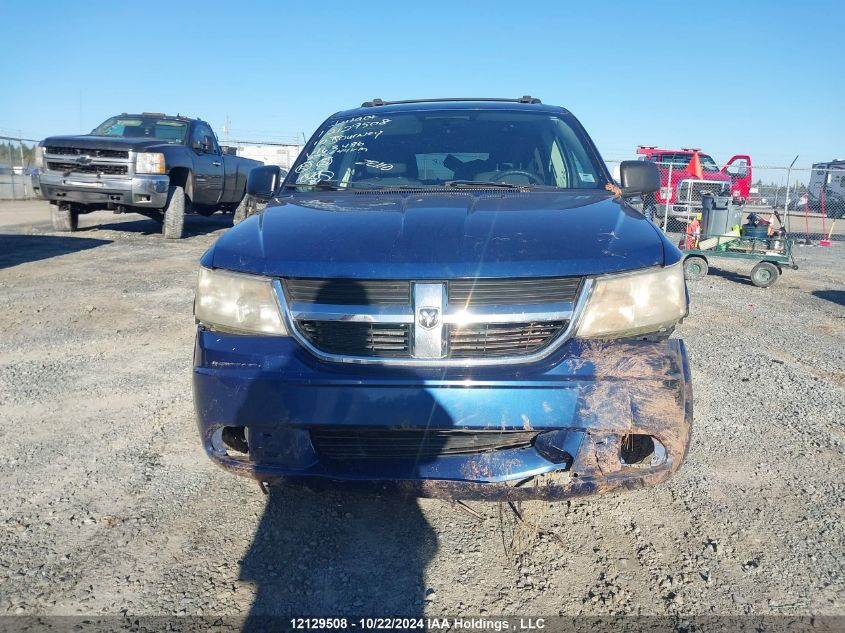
606,160,844,247
0,135,39,200
3,122,843,248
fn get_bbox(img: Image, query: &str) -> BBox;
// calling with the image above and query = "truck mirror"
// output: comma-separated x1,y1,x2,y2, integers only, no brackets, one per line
202,136,215,153
619,161,660,197
191,139,203,151
247,165,282,201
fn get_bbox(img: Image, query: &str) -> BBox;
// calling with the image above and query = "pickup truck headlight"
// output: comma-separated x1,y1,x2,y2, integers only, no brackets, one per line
576,264,687,339
34,145,45,169
136,152,166,175
195,267,288,335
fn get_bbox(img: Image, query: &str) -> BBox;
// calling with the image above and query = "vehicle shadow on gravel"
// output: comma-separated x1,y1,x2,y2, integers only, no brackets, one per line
82,213,232,238
236,279,447,627
0,233,111,269
705,266,754,286
239,487,438,625
812,290,845,306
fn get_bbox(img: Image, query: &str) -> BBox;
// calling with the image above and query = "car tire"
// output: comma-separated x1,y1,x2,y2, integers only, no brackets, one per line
684,256,709,280
750,261,779,288
163,185,185,240
51,203,78,232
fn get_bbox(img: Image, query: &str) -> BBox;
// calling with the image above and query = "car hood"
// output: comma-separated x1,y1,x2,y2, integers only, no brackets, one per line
41,135,176,152
207,191,675,278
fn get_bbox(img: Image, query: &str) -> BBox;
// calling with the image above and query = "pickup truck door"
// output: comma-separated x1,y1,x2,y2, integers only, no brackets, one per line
722,155,752,199
190,123,224,206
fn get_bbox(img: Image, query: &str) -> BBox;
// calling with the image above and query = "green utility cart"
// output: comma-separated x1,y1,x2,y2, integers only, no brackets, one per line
682,233,798,288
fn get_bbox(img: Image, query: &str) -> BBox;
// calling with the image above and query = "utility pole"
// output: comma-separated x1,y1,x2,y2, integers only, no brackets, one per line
19,130,27,198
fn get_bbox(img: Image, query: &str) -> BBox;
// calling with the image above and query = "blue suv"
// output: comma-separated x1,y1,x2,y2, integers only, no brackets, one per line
192,97,692,500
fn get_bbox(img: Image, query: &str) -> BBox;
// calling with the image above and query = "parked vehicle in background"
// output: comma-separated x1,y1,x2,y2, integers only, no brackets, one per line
746,192,769,206
33,113,262,238
193,97,693,501
636,147,753,215
807,159,845,218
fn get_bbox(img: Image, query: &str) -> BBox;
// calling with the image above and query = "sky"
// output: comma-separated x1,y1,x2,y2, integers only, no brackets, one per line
1,0,842,179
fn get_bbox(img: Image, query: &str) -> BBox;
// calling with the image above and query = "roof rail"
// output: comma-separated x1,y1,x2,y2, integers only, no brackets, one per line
681,147,702,152
361,96,542,107
141,112,166,117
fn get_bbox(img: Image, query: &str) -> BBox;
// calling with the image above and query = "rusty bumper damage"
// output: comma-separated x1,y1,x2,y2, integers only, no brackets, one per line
194,336,692,501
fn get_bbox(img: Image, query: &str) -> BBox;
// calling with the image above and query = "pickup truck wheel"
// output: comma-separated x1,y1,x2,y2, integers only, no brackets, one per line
233,193,256,225
163,185,185,239
51,204,78,232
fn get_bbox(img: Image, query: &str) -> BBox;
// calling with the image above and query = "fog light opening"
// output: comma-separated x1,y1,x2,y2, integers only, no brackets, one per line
221,426,249,455
620,434,666,467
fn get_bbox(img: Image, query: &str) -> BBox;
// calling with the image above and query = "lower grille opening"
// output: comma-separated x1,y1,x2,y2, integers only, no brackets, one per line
311,428,538,460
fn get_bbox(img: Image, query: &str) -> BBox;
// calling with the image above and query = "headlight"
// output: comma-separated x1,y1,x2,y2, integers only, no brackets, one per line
136,152,165,174
576,264,687,339
34,144,45,169
195,267,288,335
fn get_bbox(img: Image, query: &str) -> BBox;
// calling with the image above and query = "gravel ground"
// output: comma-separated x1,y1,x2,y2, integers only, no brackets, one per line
0,201,843,620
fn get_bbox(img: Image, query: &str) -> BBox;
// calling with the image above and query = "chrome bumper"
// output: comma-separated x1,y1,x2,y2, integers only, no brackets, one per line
36,172,170,208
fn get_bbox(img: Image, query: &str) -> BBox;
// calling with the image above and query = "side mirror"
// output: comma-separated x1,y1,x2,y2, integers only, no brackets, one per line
247,165,282,201
202,135,215,153
191,139,203,151
619,160,660,197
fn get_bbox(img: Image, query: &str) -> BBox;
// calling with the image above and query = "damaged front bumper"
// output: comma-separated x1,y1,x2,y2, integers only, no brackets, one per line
193,333,692,501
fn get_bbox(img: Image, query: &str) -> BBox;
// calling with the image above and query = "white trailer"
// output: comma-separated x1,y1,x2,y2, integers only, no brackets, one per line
224,143,303,172
808,159,845,218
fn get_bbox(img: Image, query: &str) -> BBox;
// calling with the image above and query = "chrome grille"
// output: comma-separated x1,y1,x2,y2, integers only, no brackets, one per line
449,278,581,306
447,321,567,358
676,180,728,203
299,321,410,357
285,279,410,305
283,276,584,364
310,428,538,460
46,161,128,176
46,146,129,159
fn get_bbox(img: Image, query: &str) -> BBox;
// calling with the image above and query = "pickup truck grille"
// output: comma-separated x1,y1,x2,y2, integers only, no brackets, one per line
676,180,729,204
283,276,583,364
310,428,538,460
45,146,129,159
46,161,128,176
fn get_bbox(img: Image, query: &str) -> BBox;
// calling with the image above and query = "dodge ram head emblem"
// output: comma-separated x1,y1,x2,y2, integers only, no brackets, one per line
417,307,440,329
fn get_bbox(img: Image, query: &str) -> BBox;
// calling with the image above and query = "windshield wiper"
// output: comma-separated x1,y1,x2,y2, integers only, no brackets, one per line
444,180,526,189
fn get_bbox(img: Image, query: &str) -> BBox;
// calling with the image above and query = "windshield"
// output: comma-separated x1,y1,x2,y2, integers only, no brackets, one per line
288,109,606,190
90,116,188,142
649,152,720,173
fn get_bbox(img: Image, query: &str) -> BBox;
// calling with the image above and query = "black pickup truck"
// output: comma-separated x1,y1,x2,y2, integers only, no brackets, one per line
33,113,262,238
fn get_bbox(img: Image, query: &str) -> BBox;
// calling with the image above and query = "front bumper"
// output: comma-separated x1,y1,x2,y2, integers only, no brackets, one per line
36,172,169,208
193,333,693,501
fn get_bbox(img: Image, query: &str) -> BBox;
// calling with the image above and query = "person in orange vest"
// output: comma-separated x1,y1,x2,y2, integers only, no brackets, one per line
685,213,702,249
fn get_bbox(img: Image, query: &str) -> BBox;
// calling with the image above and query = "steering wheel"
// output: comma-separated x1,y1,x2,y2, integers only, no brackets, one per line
489,169,544,185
